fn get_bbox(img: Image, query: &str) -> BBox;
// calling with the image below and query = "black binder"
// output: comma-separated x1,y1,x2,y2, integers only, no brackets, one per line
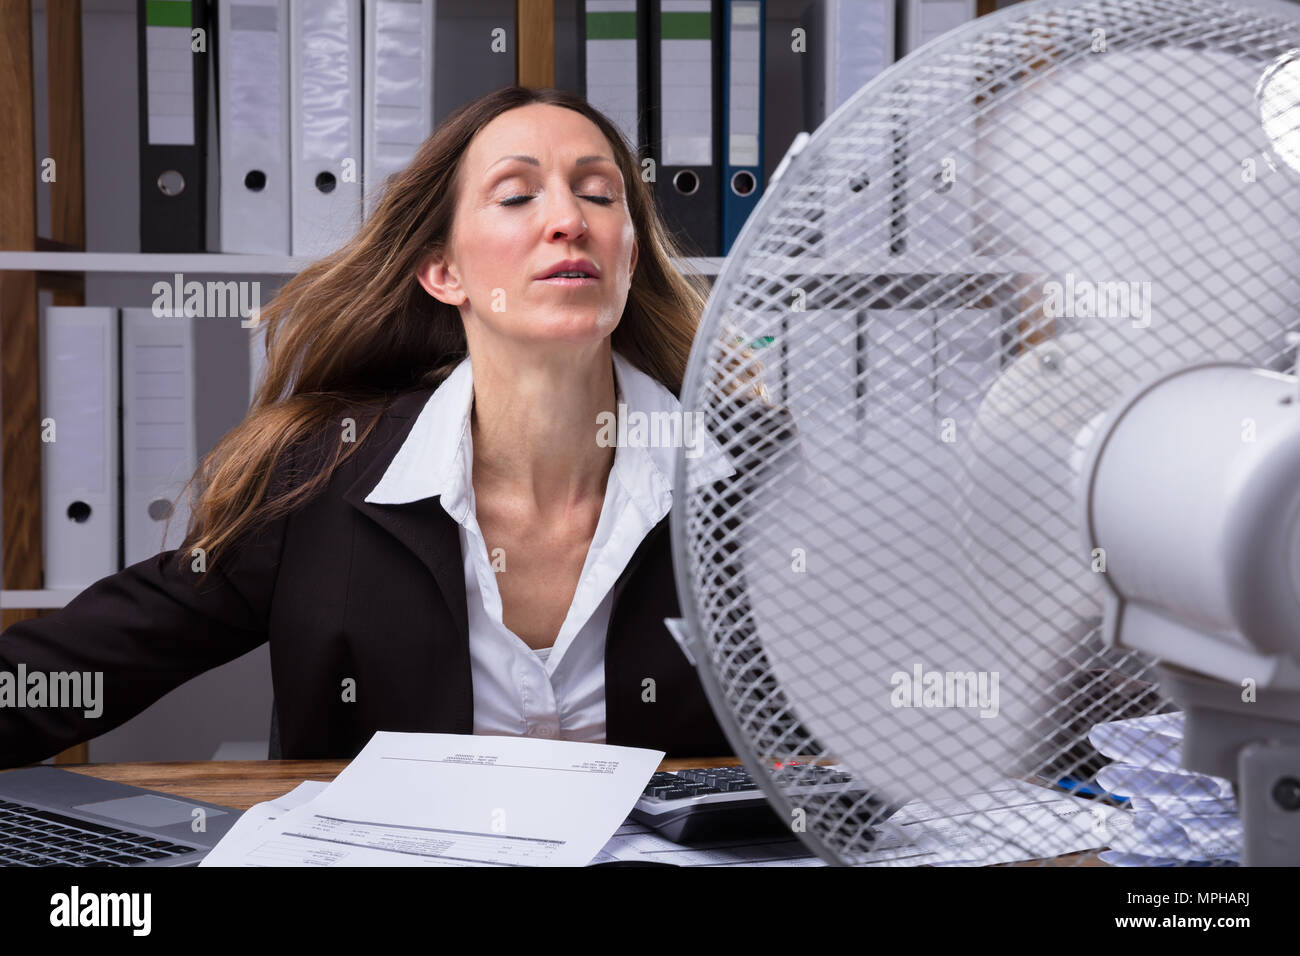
648,0,724,258
137,0,209,252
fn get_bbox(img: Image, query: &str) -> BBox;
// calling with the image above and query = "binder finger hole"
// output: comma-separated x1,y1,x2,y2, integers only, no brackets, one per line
672,170,699,196
66,501,91,524
315,171,337,194
148,499,174,521
244,170,267,192
156,170,186,197
730,171,756,197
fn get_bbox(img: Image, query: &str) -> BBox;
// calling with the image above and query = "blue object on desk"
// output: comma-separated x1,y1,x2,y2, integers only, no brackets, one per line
1056,776,1130,804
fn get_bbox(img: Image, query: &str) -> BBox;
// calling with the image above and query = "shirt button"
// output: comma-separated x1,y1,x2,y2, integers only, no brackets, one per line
538,726,553,737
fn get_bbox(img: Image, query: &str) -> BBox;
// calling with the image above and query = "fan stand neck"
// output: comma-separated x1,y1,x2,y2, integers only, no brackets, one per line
1158,663,1300,866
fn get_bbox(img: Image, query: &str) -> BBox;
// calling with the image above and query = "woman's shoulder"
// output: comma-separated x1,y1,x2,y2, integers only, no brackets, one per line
271,386,437,495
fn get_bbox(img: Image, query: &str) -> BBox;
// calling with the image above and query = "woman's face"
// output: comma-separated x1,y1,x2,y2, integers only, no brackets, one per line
420,103,639,351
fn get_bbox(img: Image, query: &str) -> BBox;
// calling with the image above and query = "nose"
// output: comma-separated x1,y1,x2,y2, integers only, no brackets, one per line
543,186,588,242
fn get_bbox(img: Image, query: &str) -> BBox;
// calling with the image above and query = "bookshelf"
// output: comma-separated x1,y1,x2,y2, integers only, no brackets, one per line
1,0,86,764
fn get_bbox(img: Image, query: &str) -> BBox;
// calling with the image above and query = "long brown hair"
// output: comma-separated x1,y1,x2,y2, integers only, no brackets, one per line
171,85,752,577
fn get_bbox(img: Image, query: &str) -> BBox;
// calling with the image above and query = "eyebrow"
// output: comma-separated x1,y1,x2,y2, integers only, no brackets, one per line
486,154,617,173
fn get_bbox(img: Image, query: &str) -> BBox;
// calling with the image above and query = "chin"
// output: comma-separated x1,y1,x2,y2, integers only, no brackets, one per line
515,317,621,344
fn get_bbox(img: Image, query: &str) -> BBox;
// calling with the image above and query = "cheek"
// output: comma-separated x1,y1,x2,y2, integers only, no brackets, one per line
460,224,532,291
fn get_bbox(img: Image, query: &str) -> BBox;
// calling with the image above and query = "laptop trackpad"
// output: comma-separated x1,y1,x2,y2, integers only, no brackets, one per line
73,794,227,828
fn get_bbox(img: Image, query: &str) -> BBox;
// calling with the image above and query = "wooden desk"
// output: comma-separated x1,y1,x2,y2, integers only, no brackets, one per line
47,759,1104,865
54,757,744,812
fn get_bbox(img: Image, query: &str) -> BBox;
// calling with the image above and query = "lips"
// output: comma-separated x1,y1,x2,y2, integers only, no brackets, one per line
536,258,599,280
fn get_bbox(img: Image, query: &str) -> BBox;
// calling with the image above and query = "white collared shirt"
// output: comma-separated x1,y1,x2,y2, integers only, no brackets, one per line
364,349,734,743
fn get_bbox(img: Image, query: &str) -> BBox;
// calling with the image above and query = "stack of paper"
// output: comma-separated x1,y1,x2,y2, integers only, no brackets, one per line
1088,711,1241,866
200,732,664,866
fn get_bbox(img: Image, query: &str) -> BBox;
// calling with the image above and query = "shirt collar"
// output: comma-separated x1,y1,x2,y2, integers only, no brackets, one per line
363,349,736,519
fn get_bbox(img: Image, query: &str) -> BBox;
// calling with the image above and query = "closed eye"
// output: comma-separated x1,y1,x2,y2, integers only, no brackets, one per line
501,194,616,207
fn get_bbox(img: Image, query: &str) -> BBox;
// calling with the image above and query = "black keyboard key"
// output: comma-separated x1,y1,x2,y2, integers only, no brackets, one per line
101,854,146,865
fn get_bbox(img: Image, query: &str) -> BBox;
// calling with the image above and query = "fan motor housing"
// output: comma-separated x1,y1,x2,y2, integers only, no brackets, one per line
1081,362,1300,690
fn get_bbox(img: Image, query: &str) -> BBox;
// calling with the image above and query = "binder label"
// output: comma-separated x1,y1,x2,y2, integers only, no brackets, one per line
145,1,196,145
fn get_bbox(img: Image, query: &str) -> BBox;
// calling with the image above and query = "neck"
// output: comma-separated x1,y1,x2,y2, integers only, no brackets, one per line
467,339,618,522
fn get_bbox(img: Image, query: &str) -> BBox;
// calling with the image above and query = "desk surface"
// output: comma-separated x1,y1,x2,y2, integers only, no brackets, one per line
48,759,1102,865
55,757,743,812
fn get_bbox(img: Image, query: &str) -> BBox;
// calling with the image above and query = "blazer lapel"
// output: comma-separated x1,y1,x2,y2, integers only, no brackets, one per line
340,390,470,648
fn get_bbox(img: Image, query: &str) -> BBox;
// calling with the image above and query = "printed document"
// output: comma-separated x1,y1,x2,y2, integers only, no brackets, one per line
201,732,663,866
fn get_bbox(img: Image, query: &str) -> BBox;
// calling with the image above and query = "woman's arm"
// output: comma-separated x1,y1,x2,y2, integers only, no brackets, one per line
0,457,294,769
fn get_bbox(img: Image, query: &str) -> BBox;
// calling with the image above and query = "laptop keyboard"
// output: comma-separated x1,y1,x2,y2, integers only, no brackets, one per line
0,800,199,866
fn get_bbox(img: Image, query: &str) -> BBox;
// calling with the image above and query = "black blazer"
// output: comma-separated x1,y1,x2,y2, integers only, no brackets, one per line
0,386,745,768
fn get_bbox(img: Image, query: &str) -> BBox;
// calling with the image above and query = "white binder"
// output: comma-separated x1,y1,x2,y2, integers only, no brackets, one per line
801,0,895,264
217,0,292,254
40,307,120,590
584,0,642,154
934,308,1001,428
897,0,977,261
899,0,976,56
363,0,436,221
121,308,199,566
803,0,893,128
290,0,364,258
249,318,269,407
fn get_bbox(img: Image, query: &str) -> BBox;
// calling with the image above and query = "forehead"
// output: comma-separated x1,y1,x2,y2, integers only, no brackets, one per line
464,105,614,170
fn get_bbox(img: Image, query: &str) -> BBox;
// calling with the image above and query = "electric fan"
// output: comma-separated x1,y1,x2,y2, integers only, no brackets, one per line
668,0,1300,866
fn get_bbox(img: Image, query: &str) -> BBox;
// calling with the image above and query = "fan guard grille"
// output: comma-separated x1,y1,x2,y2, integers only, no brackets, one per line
672,0,1300,865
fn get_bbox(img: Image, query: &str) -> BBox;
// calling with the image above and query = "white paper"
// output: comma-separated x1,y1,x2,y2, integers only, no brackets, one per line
1089,710,1243,864
1095,763,1235,801
860,778,1133,866
199,781,329,867
200,732,663,866
591,821,830,867
1089,711,1185,771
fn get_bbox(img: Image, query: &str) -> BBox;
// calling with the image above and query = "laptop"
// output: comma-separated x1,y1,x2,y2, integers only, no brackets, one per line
0,767,241,866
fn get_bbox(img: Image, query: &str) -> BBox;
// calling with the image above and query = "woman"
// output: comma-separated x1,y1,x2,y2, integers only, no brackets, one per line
0,86,789,767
